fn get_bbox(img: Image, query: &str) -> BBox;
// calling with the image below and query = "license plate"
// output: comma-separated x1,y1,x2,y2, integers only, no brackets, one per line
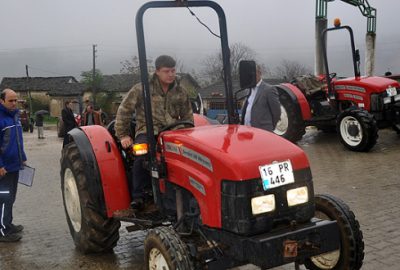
386,86,397,97
259,160,295,190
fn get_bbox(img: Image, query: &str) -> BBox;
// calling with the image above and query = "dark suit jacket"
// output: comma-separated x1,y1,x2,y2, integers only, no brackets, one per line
61,107,77,135
241,81,281,131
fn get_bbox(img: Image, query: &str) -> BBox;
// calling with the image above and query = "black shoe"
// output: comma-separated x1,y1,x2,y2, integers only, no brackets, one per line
130,198,144,210
0,233,22,242
10,224,24,233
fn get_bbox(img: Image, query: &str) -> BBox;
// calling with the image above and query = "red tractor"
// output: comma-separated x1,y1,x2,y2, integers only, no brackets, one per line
60,2,364,269
273,19,400,152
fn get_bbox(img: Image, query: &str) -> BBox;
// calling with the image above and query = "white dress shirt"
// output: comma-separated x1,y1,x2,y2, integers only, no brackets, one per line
244,79,262,126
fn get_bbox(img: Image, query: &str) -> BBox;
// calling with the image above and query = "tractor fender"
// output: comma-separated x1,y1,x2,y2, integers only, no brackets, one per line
277,83,312,120
69,126,130,218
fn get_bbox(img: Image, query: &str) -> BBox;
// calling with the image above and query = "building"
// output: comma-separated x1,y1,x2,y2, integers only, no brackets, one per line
0,76,84,116
1,72,201,118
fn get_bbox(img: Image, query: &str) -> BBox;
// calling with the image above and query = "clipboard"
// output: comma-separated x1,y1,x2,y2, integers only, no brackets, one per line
18,165,35,187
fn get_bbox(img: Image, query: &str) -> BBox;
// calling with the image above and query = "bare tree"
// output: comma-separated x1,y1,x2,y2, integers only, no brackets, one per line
120,55,187,74
274,59,312,81
120,56,154,75
201,42,257,83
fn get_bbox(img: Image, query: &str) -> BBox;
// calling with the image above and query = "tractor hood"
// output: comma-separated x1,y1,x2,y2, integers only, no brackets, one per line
160,124,310,181
337,76,400,94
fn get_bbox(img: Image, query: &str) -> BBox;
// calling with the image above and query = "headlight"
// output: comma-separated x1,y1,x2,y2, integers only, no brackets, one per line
132,143,148,155
287,186,308,207
251,194,275,215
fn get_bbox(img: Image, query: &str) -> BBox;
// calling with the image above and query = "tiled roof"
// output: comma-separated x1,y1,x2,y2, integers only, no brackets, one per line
0,76,84,96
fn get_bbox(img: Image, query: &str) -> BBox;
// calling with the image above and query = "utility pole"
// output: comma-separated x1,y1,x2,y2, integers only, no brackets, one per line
25,65,33,115
92,44,97,107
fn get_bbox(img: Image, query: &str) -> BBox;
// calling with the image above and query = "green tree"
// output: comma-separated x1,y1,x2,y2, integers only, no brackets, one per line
81,69,104,106
94,91,117,116
80,69,104,91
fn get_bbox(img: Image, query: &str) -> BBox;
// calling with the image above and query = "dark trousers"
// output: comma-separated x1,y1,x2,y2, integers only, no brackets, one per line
131,134,151,200
63,134,70,148
0,172,19,236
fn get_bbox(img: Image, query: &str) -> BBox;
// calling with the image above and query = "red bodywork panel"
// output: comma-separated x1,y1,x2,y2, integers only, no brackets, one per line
193,113,212,126
334,76,400,110
281,83,312,120
80,126,131,217
160,125,310,228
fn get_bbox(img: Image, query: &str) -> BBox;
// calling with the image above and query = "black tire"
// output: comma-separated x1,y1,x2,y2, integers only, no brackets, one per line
336,109,378,152
144,226,194,270
305,194,364,270
60,142,120,253
274,93,306,142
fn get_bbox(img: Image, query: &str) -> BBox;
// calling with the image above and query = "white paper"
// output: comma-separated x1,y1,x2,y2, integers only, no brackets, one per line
18,165,35,187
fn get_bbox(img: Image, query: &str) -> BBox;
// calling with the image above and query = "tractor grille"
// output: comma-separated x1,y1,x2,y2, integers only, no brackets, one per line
221,168,315,236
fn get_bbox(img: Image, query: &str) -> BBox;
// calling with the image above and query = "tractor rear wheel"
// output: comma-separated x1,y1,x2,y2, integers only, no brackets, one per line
274,93,306,142
144,226,194,270
61,142,120,253
304,194,364,270
337,109,378,152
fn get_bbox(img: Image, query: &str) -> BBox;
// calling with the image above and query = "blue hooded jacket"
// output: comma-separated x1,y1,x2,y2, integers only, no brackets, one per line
0,103,27,172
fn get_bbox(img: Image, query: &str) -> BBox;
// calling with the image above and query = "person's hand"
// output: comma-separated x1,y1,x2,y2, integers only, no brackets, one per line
120,136,133,149
0,167,7,177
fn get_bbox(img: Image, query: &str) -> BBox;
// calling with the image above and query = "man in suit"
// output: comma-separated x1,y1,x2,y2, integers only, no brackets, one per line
241,65,281,131
61,100,78,147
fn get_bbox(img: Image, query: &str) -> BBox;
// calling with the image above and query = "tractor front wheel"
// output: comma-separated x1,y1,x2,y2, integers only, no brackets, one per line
144,226,194,270
337,109,378,152
274,93,306,142
304,194,364,270
61,142,120,253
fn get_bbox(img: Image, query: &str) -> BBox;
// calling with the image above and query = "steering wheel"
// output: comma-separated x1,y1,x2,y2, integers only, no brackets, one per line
160,121,194,133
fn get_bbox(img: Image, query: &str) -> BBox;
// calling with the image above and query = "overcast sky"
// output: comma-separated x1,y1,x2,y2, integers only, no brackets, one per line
1,0,399,81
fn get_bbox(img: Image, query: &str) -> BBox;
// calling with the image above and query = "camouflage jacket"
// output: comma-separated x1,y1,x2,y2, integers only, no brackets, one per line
115,74,194,139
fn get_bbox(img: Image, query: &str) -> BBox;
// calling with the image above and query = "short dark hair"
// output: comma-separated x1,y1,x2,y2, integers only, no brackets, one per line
0,90,6,101
155,55,176,70
65,100,71,107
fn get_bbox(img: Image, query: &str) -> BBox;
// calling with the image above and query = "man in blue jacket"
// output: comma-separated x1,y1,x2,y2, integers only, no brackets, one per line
0,89,27,242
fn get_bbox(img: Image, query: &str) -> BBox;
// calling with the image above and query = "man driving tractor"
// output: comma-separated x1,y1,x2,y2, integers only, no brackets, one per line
115,55,193,210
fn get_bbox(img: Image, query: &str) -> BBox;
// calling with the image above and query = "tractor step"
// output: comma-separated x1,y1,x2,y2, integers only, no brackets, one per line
113,205,169,231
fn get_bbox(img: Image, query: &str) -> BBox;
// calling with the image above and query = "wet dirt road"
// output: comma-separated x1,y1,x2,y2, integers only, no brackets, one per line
1,127,399,270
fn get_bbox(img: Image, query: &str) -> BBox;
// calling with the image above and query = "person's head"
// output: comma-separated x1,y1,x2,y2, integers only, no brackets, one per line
65,100,71,109
0,89,18,111
155,55,176,85
256,64,262,83
86,105,93,113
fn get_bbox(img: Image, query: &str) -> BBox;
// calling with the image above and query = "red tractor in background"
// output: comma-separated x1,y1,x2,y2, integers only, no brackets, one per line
273,19,400,152
60,2,364,269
